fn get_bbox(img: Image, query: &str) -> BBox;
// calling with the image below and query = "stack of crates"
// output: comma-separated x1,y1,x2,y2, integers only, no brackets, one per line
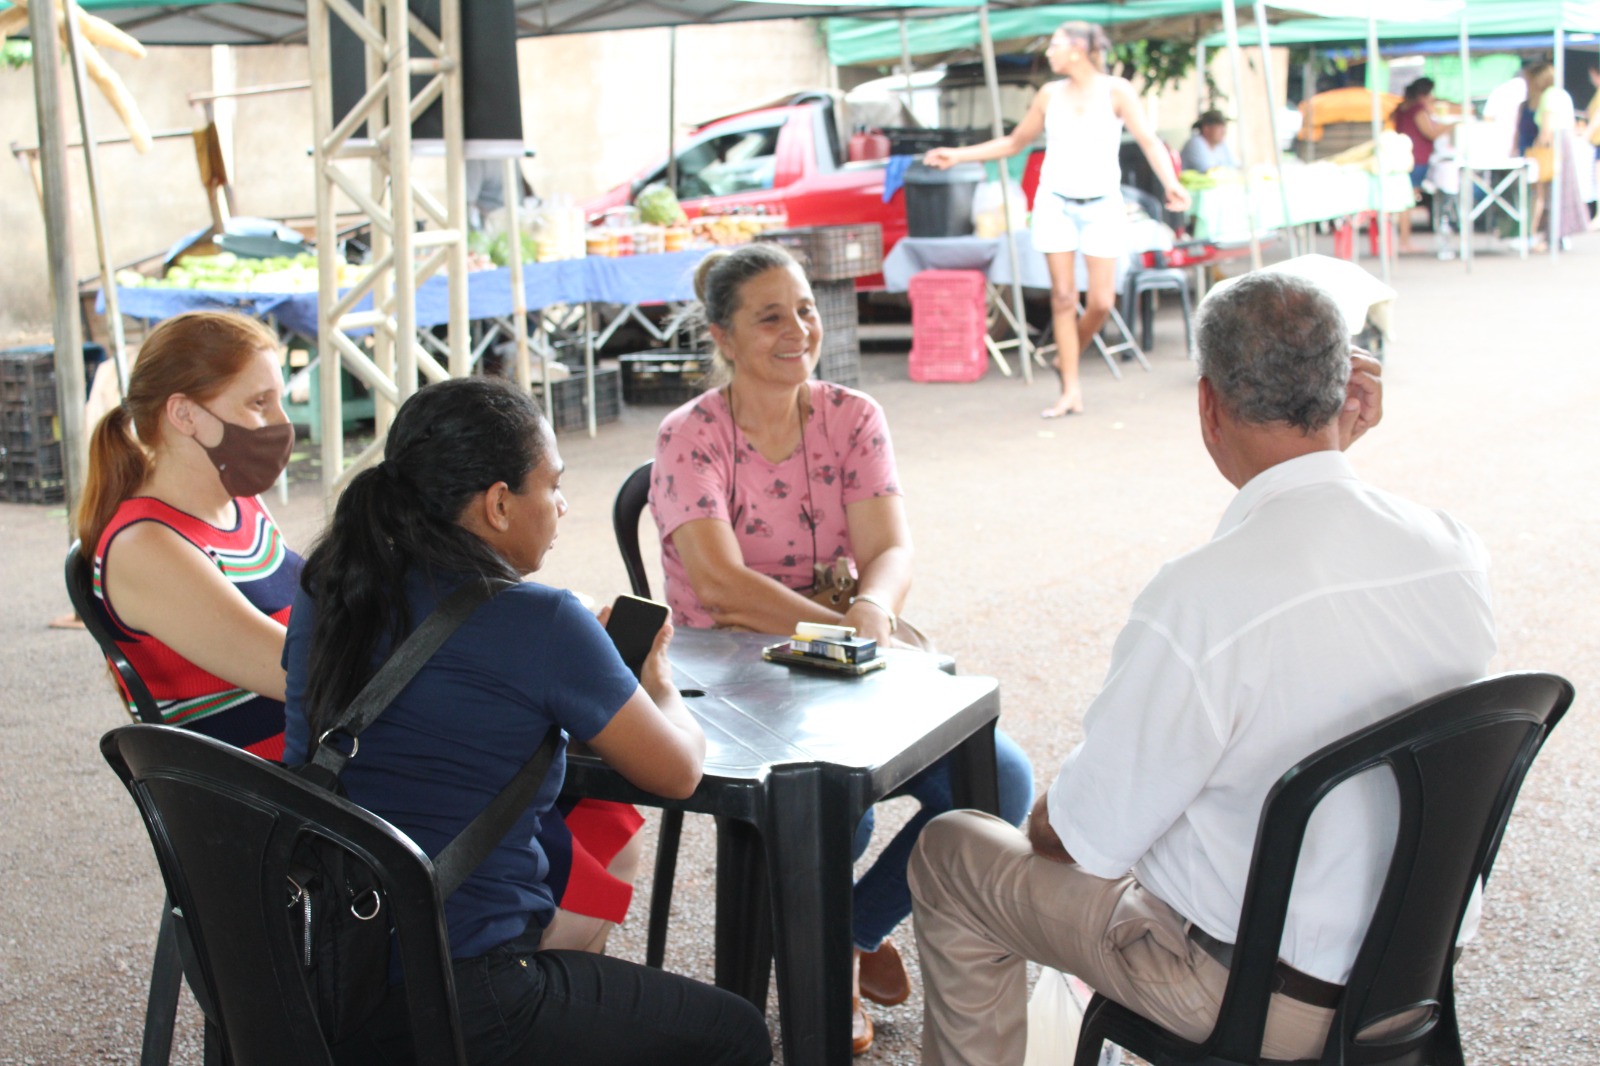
908,270,989,383
547,367,622,434
812,280,861,388
755,224,883,389
0,347,65,503
619,351,714,406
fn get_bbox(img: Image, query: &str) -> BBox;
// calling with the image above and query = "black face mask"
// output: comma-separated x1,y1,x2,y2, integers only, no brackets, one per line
196,404,295,498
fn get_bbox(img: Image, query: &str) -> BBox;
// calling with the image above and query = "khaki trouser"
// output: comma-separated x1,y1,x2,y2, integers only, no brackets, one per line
908,810,1334,1066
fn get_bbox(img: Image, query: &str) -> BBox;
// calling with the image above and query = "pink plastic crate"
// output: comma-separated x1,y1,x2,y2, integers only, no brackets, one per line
908,270,988,383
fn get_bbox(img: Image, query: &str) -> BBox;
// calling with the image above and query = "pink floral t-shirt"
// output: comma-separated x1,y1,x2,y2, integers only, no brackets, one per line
650,381,901,628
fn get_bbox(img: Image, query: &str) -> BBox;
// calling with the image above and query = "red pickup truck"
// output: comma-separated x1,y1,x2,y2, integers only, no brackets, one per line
582,92,912,286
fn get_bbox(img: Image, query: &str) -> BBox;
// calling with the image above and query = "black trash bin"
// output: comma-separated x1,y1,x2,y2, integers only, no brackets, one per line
903,162,985,238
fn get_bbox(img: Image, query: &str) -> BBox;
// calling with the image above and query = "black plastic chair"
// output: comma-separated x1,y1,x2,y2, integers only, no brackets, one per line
66,542,189,1065
610,459,686,970
1074,671,1574,1066
65,541,163,724
101,723,470,1066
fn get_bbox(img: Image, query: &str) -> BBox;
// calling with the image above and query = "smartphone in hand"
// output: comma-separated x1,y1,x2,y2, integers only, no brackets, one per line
605,594,670,678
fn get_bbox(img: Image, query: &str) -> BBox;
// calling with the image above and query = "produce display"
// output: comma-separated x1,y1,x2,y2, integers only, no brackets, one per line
688,210,789,247
468,228,539,268
118,253,369,293
635,183,688,226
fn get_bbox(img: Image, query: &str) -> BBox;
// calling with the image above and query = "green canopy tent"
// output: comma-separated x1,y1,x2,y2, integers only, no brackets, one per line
1202,0,1600,264
825,0,1231,66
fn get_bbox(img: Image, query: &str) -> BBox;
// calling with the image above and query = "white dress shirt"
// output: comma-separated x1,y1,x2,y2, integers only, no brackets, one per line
1049,450,1496,983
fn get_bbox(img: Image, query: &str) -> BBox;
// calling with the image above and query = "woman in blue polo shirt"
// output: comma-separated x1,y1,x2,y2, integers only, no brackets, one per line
283,377,769,1065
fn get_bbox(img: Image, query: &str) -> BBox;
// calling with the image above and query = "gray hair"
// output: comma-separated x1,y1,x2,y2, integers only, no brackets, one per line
1195,272,1351,432
691,242,806,385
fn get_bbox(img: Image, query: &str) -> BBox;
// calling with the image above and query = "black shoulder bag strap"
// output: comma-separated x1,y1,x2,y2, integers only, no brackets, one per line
302,578,562,898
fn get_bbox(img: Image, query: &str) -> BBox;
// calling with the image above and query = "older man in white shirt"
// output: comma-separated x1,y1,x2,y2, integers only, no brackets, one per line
908,273,1496,1066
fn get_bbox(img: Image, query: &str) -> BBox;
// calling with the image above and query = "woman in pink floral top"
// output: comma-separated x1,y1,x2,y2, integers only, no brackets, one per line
648,243,1033,1055
652,377,901,632
651,245,912,648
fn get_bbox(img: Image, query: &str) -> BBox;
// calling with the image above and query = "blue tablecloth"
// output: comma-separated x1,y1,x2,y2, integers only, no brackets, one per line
108,248,715,338
882,221,1171,294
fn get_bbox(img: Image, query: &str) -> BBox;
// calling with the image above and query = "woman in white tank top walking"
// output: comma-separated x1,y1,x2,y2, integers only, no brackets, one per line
926,21,1189,418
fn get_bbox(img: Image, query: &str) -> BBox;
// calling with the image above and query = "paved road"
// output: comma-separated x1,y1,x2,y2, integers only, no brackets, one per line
1,236,1594,1064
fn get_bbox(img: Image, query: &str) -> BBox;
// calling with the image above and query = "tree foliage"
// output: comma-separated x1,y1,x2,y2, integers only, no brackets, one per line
2,40,31,70
1109,39,1196,95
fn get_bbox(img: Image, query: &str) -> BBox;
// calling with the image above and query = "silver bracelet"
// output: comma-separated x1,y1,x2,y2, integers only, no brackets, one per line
849,592,897,633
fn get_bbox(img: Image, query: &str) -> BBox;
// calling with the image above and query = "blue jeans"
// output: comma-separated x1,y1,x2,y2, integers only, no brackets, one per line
851,727,1033,951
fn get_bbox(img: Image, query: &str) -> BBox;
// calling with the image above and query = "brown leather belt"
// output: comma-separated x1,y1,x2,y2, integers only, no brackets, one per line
1186,923,1344,1009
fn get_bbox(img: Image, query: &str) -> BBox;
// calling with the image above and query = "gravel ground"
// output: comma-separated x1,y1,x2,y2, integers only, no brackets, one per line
1,235,1595,1064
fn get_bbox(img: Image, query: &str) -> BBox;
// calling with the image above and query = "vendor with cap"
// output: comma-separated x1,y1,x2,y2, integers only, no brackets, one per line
1181,109,1238,172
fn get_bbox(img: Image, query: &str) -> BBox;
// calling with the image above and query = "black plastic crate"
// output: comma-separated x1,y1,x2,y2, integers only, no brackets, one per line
0,347,56,409
882,126,988,156
814,281,860,336
545,367,621,434
756,224,883,281
811,280,861,387
3,443,65,503
3,407,59,453
619,350,715,406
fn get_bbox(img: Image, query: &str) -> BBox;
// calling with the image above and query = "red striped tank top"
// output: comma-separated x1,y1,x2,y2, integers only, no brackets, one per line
93,495,303,762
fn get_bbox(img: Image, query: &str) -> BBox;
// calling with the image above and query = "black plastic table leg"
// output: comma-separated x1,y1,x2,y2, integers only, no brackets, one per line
763,767,858,1066
645,809,683,968
949,718,1002,816
713,815,773,1012
140,900,182,1066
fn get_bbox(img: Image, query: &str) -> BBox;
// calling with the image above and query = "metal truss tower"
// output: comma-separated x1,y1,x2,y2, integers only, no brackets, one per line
306,0,470,497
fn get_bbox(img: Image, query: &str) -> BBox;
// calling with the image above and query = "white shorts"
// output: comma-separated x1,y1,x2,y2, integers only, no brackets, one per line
1031,190,1127,258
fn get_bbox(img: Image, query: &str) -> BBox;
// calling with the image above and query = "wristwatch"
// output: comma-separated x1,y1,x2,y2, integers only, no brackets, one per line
849,592,897,634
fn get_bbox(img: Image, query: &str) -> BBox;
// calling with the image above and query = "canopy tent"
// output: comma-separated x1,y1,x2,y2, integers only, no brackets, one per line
1202,2,1600,46
826,0,1228,67
1200,0,1599,267
0,0,982,45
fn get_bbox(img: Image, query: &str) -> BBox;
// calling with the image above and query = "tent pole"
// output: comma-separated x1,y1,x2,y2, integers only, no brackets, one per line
978,2,1031,381
62,0,127,398
28,0,88,531
1368,16,1391,286
668,27,677,192
442,0,470,378
1458,9,1470,270
506,157,531,393
1251,3,1297,257
1550,26,1563,259
1220,0,1261,269
900,14,913,110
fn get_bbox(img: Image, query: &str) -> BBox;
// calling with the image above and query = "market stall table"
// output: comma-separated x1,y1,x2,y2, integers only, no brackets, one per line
1428,156,1535,267
1188,165,1416,244
108,247,716,434
560,628,1003,1066
882,222,1172,377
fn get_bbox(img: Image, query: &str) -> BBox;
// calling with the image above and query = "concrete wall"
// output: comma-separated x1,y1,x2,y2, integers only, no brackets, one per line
0,20,833,343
